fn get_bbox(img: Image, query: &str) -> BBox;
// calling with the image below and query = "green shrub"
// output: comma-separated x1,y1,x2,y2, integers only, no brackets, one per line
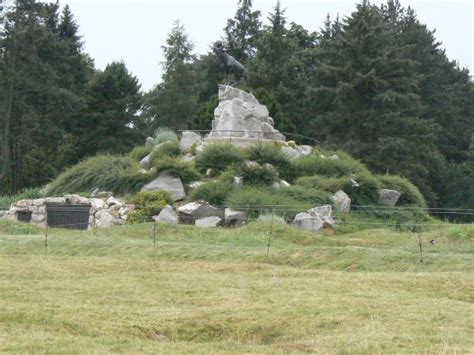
128,145,153,161
278,185,332,205
293,151,369,178
45,155,148,196
377,175,426,207
127,191,173,224
149,141,181,165
296,171,380,206
243,143,294,180
195,143,245,176
188,181,234,206
152,157,201,184
154,127,178,145
0,188,42,209
227,187,310,219
241,161,279,186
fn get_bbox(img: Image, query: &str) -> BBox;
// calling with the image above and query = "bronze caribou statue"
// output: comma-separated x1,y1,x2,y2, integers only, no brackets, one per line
212,41,247,86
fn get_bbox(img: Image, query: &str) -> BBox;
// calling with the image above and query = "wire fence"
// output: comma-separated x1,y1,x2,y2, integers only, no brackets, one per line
0,206,472,267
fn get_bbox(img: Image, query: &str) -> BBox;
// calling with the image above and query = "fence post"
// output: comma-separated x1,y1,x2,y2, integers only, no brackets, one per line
414,224,424,263
44,225,48,256
266,209,275,258
153,222,157,254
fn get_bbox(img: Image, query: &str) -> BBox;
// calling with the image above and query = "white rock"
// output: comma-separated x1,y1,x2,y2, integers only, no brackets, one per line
281,146,301,160
188,181,204,189
32,199,45,206
140,153,152,169
119,206,133,220
0,211,7,219
31,213,45,223
331,190,351,212
90,198,106,211
378,189,401,207
330,154,340,160
44,197,66,204
308,205,332,218
95,210,116,228
183,154,195,162
195,216,222,228
224,208,246,226
153,205,177,224
180,131,202,152
106,196,123,207
273,179,291,189
233,176,243,188
15,199,33,208
145,137,155,146
141,172,186,202
297,145,313,156
65,194,90,205
208,85,285,141
177,200,222,224
292,212,324,232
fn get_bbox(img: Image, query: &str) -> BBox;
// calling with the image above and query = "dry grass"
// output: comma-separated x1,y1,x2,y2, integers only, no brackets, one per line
0,221,473,353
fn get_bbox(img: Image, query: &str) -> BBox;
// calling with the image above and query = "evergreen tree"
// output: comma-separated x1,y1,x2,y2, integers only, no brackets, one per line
310,1,443,200
224,0,262,61
76,62,143,157
144,20,197,130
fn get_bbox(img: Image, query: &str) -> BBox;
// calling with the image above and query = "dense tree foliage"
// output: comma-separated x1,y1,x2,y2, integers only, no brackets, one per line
1,0,472,213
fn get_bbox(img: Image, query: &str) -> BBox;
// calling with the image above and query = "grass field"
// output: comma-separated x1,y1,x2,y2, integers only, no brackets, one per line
0,220,473,353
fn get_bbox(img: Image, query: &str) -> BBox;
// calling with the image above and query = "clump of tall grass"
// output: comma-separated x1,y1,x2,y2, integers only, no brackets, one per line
154,127,178,145
195,143,245,176
128,145,153,161
377,174,426,207
152,157,201,184
0,188,42,209
188,181,233,206
243,143,294,181
45,155,148,196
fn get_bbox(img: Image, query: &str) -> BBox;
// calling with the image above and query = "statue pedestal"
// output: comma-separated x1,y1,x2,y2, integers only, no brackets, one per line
206,85,286,146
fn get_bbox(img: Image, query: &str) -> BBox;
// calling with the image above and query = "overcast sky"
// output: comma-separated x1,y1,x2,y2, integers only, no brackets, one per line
54,0,473,91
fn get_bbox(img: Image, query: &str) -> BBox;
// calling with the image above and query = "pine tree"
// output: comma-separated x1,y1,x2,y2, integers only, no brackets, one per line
310,1,443,200
144,20,197,130
75,62,143,157
224,0,261,61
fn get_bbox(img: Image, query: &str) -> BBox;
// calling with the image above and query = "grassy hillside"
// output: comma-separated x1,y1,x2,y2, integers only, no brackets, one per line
1,221,473,353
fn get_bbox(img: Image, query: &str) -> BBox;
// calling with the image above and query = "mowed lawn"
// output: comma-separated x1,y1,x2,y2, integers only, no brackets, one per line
0,221,473,353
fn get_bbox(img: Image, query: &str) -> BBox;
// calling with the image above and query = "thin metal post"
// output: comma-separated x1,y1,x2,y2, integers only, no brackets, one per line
153,222,157,253
44,226,48,256
266,210,275,258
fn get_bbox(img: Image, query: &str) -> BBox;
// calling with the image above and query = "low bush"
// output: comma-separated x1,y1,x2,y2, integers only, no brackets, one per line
128,145,153,162
243,143,294,180
154,127,178,145
0,188,43,209
152,157,201,184
188,181,234,206
127,191,173,224
227,187,310,219
278,185,332,205
296,171,380,206
195,143,245,176
293,150,370,178
377,174,426,207
149,141,181,165
241,161,279,186
45,155,148,196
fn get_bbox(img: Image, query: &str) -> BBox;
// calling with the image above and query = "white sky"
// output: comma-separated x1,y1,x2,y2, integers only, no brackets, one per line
55,0,473,91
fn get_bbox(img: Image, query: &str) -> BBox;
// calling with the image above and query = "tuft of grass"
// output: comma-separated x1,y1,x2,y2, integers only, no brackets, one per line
188,180,234,206
154,127,178,145
226,187,310,219
45,155,148,196
0,188,42,209
149,141,181,165
278,185,332,205
195,143,245,176
293,149,370,178
296,171,381,206
243,143,294,181
152,157,201,184
128,145,153,162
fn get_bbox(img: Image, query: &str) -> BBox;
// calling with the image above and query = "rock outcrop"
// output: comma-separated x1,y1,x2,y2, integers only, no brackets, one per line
378,189,401,207
207,85,285,142
177,200,223,224
141,172,185,202
331,190,351,212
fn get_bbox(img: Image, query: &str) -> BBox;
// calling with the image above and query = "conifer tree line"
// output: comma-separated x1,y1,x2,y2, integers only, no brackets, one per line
0,0,472,211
